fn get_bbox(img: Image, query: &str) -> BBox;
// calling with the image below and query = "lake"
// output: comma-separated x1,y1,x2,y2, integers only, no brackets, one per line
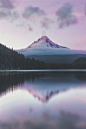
0,70,86,129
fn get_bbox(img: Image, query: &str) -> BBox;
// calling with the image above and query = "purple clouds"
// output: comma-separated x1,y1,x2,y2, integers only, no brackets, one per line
56,3,78,28
40,18,54,29
0,0,78,29
0,0,19,20
85,4,86,16
28,24,33,31
0,0,14,9
22,6,45,19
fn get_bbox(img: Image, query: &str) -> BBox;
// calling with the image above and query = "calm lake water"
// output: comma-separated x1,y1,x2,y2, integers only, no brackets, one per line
0,71,86,129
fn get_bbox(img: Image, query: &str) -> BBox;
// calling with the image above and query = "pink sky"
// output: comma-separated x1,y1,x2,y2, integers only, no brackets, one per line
0,0,86,50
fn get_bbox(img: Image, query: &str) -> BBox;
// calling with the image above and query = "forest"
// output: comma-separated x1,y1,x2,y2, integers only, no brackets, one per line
0,43,86,69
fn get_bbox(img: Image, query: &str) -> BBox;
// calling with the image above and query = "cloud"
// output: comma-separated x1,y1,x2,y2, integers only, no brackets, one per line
0,9,20,20
85,4,86,16
11,11,20,20
40,18,54,29
0,122,20,129
56,3,78,28
0,0,14,9
0,0,20,20
0,9,11,19
28,24,33,31
22,6,45,19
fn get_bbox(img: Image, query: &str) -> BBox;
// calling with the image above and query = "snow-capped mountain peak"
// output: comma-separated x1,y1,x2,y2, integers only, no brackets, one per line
17,36,86,57
28,36,67,49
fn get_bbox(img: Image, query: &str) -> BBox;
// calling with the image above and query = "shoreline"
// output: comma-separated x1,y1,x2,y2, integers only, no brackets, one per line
0,69,86,72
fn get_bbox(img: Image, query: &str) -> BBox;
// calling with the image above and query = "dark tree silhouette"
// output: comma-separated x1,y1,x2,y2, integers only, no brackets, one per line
0,43,86,69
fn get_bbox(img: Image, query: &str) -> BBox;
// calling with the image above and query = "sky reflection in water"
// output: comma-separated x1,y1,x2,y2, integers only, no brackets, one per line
0,72,86,129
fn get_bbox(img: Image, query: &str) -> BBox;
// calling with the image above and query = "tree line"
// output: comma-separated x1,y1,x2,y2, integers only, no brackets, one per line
0,43,86,69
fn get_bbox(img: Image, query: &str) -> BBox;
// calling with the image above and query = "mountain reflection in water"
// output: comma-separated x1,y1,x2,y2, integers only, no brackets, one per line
0,71,86,129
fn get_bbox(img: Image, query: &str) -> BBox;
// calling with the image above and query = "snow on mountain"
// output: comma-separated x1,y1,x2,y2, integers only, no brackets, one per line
28,36,67,49
17,36,86,56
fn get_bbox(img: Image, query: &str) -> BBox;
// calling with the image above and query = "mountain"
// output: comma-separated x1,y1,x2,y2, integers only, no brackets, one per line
17,36,86,64
17,36,72,56
17,36,86,56
28,36,68,49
